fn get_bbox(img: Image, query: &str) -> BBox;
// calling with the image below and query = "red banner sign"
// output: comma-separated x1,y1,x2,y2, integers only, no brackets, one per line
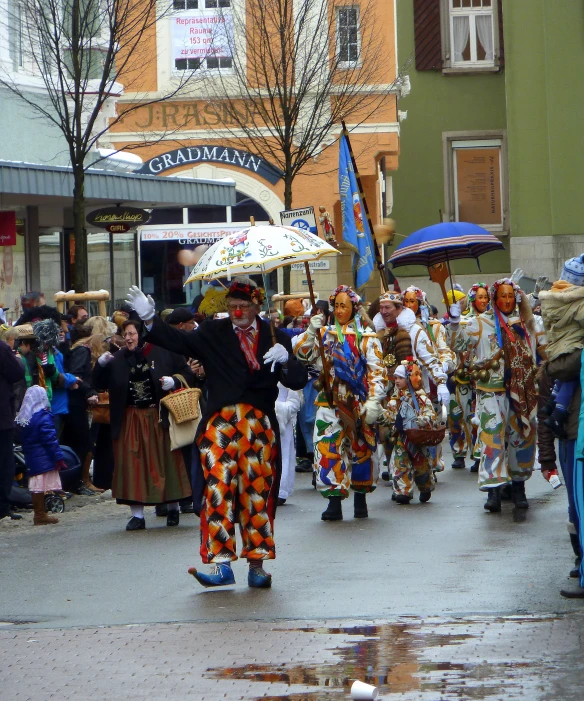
0,211,17,246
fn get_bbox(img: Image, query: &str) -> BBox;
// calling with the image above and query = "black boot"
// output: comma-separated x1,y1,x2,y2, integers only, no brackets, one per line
484,486,501,512
500,483,512,501
321,496,343,521
511,480,529,509
451,457,466,469
569,533,581,578
470,460,480,473
354,492,368,519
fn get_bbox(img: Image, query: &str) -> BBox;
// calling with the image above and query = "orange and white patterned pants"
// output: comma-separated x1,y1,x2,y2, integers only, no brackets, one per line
197,403,277,564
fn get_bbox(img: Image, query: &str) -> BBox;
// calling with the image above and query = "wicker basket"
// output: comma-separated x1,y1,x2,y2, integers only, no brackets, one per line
404,405,447,447
160,376,201,424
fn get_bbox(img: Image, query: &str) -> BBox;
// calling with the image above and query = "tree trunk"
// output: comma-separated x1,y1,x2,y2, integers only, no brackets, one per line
282,176,293,294
72,169,88,293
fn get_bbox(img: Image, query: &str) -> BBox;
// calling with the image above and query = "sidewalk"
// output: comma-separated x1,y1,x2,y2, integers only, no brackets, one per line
1,614,583,700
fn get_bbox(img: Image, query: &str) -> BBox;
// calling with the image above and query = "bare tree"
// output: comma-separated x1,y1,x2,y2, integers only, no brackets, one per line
198,0,401,290
0,0,200,291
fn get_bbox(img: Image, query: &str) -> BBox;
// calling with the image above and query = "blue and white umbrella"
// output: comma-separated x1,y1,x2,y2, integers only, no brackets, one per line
389,222,505,269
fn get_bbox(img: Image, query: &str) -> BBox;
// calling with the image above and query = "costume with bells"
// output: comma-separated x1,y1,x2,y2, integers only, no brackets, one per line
447,283,488,471
448,278,547,511
294,285,387,521
380,360,437,503
127,279,307,589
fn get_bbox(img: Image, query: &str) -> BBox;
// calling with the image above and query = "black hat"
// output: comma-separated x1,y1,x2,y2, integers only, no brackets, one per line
165,307,195,325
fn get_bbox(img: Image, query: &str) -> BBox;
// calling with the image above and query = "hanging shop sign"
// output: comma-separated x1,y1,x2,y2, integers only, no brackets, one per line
0,211,17,246
135,146,284,185
280,206,318,235
87,206,151,230
140,223,250,245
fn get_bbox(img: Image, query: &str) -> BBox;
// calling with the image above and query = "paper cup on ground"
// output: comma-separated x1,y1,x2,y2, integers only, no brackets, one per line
351,679,379,700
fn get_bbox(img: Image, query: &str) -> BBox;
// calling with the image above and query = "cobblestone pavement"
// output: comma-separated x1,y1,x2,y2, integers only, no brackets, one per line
1,614,583,700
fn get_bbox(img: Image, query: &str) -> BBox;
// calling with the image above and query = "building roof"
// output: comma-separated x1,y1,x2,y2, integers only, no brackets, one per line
0,160,236,208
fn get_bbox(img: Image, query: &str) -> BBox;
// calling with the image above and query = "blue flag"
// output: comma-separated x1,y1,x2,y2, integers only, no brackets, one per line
338,133,375,291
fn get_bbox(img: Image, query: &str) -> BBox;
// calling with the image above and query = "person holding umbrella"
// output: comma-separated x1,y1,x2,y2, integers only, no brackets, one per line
294,285,387,521
448,279,547,512
126,278,307,589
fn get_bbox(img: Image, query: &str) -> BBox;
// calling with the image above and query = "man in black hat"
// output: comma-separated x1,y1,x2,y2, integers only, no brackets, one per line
165,307,198,332
127,279,307,589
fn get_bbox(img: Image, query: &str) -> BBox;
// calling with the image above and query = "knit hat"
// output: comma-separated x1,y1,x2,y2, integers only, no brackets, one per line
32,319,60,348
560,255,584,286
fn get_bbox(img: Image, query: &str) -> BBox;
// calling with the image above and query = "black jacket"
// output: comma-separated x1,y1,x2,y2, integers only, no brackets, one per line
92,344,194,440
145,315,307,421
65,345,98,408
0,341,25,431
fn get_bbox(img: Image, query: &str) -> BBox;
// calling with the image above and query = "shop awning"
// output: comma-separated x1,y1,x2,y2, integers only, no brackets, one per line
0,160,236,208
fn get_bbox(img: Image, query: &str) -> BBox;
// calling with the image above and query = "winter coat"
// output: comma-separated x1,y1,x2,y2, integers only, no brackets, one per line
0,340,25,431
91,343,195,441
51,349,78,416
20,409,65,476
65,345,98,408
539,284,584,361
546,350,582,442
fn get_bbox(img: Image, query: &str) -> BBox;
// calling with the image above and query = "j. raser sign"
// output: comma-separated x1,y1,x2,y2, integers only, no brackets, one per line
135,146,284,185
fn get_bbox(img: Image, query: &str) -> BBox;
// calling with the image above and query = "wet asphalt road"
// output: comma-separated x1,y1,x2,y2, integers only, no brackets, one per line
0,444,580,628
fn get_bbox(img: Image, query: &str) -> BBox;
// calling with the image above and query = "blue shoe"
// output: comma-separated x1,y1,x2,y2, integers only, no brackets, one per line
187,563,235,588
248,567,272,589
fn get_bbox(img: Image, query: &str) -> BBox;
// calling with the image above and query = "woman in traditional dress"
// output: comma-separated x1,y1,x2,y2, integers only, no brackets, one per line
92,320,193,530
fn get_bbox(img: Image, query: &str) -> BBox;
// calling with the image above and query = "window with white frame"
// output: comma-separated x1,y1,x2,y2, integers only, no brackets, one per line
443,133,507,232
442,0,497,70
337,6,360,66
173,0,199,9
171,0,233,73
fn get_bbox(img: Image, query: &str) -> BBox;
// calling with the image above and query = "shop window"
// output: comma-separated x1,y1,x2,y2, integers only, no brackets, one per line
38,232,63,308
87,232,112,308
337,7,360,66
231,193,270,223
148,208,184,225
443,131,507,232
112,232,137,310
188,205,227,223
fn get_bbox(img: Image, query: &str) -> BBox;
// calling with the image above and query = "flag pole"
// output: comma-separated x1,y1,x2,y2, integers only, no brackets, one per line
341,120,391,292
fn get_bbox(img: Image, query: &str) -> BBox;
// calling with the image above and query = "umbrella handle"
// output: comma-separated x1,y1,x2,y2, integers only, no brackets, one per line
304,262,334,408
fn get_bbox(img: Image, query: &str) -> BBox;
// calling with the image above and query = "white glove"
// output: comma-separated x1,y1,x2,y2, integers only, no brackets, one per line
449,302,461,324
0,308,6,325
263,343,289,372
307,313,324,336
533,275,548,298
361,398,383,425
510,268,524,284
126,285,155,322
98,351,114,367
437,383,450,406
160,376,175,391
442,361,451,374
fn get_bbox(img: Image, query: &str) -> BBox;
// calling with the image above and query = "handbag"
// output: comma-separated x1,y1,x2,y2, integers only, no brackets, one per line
403,391,447,447
167,412,200,451
90,392,110,424
160,375,201,424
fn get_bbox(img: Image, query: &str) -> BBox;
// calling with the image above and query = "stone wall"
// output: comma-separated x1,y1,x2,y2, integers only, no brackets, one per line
510,235,584,282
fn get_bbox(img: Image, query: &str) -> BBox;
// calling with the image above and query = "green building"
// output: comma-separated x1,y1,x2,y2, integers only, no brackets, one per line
391,0,584,305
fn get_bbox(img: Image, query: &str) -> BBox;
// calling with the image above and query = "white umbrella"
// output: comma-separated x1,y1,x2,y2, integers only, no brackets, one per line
184,224,339,283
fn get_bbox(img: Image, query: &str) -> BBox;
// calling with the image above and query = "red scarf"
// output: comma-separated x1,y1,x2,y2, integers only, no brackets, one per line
235,326,260,371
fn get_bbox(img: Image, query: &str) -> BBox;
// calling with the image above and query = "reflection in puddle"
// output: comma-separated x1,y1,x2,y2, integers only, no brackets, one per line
207,617,571,700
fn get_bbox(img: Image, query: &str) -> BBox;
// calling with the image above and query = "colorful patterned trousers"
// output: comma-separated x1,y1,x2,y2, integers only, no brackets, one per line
448,383,477,459
390,438,435,497
197,404,277,564
476,391,536,491
313,405,378,499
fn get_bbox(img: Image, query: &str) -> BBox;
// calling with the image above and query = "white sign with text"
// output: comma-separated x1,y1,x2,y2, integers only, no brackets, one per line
171,11,233,65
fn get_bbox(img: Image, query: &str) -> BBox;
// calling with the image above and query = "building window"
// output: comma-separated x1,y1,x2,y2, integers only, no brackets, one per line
440,0,499,72
174,57,232,71
443,132,507,233
173,0,199,9
337,6,360,66
204,0,231,7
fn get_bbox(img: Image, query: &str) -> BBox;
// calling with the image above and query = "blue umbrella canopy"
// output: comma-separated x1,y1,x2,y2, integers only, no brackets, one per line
389,222,505,269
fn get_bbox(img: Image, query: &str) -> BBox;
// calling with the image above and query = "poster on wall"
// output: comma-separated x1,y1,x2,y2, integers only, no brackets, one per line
171,9,233,68
455,147,502,227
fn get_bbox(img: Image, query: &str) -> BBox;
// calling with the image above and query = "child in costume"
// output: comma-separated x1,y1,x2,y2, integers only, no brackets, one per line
381,358,438,504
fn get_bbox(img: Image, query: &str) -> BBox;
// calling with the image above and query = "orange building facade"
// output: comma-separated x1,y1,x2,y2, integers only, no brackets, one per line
107,0,401,305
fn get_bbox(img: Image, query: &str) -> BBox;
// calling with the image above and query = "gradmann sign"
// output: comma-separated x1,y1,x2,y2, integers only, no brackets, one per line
135,146,284,185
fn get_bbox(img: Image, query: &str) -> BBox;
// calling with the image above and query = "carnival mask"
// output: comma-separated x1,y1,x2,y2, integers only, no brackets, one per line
474,287,489,313
409,364,423,390
334,292,353,325
403,291,419,315
495,284,516,315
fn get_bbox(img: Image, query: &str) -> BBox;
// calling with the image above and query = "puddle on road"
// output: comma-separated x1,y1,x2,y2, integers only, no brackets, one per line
207,617,573,700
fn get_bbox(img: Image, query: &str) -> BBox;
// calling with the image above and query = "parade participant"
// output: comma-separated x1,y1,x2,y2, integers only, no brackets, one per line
448,278,547,512
372,291,414,480
126,279,307,589
381,359,437,504
294,285,387,521
448,283,489,472
401,287,454,472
